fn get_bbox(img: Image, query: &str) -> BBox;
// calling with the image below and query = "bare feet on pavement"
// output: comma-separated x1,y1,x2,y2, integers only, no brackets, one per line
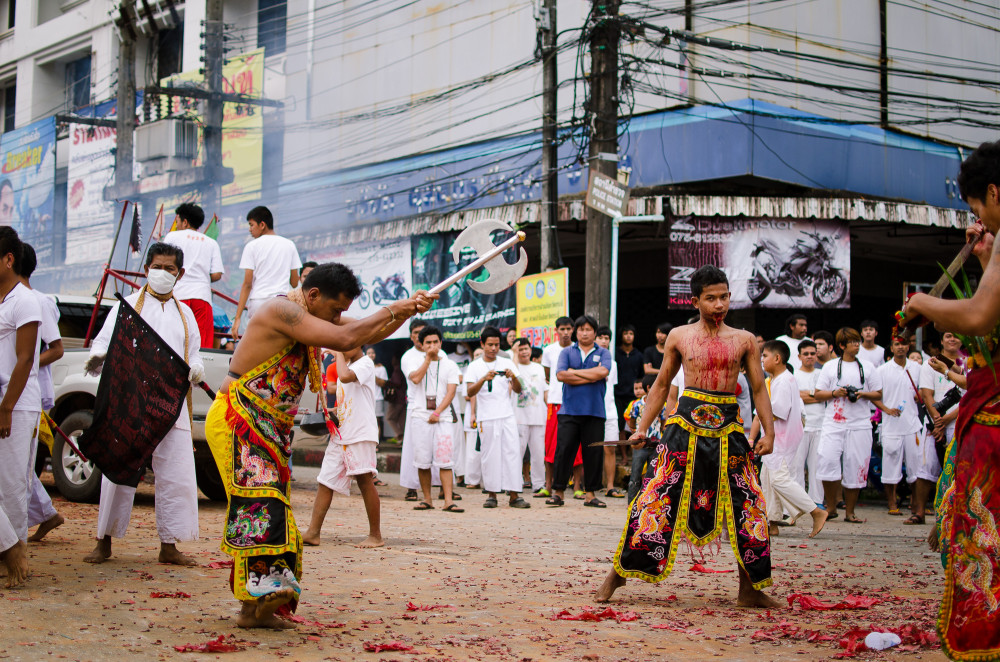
1,540,29,588
356,535,384,549
301,529,320,546
808,508,828,538
159,543,198,566
83,537,112,564
236,591,298,629
28,513,65,542
595,570,626,603
736,569,782,608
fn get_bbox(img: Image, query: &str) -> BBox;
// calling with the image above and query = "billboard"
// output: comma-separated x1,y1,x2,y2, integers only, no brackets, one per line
66,124,118,264
515,268,568,347
0,117,57,265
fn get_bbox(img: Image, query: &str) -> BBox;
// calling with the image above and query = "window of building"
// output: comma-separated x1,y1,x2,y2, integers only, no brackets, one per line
3,85,14,132
65,54,91,110
257,0,286,56
6,0,14,30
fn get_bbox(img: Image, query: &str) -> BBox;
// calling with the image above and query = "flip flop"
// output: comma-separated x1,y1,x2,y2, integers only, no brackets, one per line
605,488,626,498
584,498,607,508
442,504,464,513
844,515,865,523
440,492,463,501
888,509,903,516
903,514,926,525
373,479,388,487
545,495,564,507
573,491,586,500
413,502,433,511
405,490,419,502
826,511,839,520
533,488,551,498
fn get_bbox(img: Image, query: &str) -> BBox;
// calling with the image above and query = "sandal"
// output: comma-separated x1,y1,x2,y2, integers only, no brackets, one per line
442,504,464,513
373,479,388,487
440,491,462,501
825,511,839,520
545,495,564,507
903,514,926,525
413,502,433,511
844,514,865,523
509,497,531,509
533,487,551,498
573,490,586,500
483,497,498,509
584,498,607,508
605,488,626,499
888,508,903,516
405,489,419,502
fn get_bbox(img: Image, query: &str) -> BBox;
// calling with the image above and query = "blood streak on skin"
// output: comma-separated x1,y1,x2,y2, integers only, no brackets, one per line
684,333,744,392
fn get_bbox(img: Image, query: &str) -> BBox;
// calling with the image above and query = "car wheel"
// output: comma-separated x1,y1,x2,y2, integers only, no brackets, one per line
53,410,102,503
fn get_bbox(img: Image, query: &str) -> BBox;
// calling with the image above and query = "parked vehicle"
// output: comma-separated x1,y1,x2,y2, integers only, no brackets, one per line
746,230,848,307
370,273,409,305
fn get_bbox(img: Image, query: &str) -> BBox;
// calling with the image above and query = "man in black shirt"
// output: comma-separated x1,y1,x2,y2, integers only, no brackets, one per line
643,322,672,375
615,324,644,431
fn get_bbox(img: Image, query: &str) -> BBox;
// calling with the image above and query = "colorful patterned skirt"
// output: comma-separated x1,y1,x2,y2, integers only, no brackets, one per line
206,388,302,611
613,388,772,590
938,367,1000,660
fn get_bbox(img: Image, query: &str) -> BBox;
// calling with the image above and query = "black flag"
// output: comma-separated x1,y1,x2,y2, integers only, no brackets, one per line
128,204,141,254
78,293,190,487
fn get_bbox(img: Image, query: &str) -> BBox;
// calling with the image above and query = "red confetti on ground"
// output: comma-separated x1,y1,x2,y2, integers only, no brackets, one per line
834,624,939,658
787,593,881,610
405,601,454,611
287,615,346,629
173,635,246,653
749,622,836,643
551,607,640,623
689,563,733,574
150,591,191,598
363,641,415,653
204,560,234,569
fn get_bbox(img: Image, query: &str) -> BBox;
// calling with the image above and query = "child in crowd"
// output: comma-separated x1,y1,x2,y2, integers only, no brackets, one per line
624,374,667,503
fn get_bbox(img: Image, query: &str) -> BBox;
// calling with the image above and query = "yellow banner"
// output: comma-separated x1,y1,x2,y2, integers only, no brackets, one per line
516,268,569,347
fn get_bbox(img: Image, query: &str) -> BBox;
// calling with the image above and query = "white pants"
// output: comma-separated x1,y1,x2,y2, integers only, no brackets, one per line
411,418,456,470
27,434,57,527
317,441,378,496
0,411,38,551
464,429,482,485
518,424,545,491
881,432,907,485
96,426,199,544
480,418,522,494
792,428,823,504
452,419,466,478
915,425,949,482
816,427,873,490
762,459,816,522
400,408,439,489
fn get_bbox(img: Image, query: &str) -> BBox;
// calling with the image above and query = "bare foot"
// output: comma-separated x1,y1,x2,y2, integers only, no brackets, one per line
356,535,384,549
2,541,29,588
595,569,626,603
768,522,780,537
737,587,782,608
158,544,198,566
28,513,65,542
236,591,298,629
302,529,320,546
83,537,112,564
808,508,828,538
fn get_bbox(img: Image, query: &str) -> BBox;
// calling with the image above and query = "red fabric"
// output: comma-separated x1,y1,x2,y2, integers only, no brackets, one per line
544,403,560,463
181,298,215,349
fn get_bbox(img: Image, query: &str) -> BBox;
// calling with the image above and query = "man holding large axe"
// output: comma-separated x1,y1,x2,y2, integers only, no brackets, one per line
901,140,1000,661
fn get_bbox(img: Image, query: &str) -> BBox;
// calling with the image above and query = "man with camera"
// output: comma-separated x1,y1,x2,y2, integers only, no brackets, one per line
813,327,883,524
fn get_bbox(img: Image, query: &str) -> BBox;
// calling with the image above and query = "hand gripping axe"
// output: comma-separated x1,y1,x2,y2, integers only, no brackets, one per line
428,219,528,295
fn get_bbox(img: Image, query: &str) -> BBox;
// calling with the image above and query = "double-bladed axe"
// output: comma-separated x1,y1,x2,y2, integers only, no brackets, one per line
428,219,528,295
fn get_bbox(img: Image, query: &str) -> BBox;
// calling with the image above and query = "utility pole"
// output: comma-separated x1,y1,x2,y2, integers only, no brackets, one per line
583,0,620,325
114,2,136,194
202,0,225,211
878,0,888,129
539,0,559,271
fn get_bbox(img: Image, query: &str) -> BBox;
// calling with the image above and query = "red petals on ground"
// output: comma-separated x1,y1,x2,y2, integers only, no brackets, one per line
834,625,939,658
689,563,733,573
405,601,454,611
287,615,346,629
787,593,881,610
174,635,246,653
204,559,234,569
551,607,640,622
363,641,415,652
749,622,836,643
149,591,191,598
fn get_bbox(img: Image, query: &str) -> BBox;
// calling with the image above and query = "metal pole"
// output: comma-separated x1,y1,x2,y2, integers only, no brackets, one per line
609,215,664,337
203,0,224,211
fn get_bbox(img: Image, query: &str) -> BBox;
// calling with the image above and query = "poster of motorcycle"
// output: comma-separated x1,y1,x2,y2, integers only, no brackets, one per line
668,216,850,309
411,230,517,342
308,237,413,340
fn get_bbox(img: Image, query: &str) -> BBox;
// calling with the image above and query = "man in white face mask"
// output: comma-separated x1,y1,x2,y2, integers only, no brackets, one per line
83,242,205,566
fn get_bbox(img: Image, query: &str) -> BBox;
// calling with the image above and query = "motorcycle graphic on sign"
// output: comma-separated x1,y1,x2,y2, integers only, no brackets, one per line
746,230,848,307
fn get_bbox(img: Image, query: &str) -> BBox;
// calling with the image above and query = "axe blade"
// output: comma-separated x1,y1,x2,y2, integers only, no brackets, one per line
451,219,528,295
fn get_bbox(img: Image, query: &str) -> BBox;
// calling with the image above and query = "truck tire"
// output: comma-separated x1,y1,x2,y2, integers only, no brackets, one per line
53,410,102,503
196,461,227,502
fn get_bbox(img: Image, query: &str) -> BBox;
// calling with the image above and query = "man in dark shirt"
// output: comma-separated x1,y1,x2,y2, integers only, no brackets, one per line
643,322,672,375
615,324,644,431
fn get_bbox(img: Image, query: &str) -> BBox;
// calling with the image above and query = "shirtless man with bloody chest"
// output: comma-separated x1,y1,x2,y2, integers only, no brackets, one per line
596,265,779,608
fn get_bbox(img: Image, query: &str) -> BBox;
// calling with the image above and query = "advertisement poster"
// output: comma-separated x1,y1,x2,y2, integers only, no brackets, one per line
308,237,412,340
668,216,850,309
411,231,517,342
0,117,57,265
515,268,568,347
159,48,264,206
66,124,118,264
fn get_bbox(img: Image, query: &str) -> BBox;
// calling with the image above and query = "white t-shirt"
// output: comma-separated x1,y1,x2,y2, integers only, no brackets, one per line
410,357,460,423
919,359,964,403
373,364,388,406
793,368,824,431
764,370,803,469
513,361,547,426
32,289,60,410
402,346,449,406
858,344,886,368
465,356,517,421
816,358,881,430
671,365,684,394
163,229,225,302
603,361,618,420
541,342,570,405
775,334,809,369
238,234,302,300
877,359,922,436
335,355,379,443
0,283,42,411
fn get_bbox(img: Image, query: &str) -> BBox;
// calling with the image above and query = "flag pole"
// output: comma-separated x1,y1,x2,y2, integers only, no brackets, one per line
105,200,130,272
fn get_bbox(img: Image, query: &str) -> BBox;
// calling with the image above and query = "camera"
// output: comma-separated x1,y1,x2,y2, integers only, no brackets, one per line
933,386,962,416
844,385,860,403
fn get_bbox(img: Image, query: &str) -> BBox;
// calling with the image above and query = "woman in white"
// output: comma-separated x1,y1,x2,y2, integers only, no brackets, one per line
512,338,547,495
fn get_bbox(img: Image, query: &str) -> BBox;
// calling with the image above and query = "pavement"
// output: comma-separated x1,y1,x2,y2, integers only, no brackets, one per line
6,470,948,661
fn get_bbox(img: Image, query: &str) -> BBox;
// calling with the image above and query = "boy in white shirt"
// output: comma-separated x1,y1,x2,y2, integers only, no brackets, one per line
163,203,224,348
466,326,528,508
751,341,827,538
407,326,462,512
857,320,886,368
792,340,825,505
872,336,923,516
303,345,384,548
814,327,883,523
596,327,625,498
512,338,547,495
463,348,483,487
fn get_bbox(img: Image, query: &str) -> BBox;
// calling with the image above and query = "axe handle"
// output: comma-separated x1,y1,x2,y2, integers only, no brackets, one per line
428,231,526,295
899,234,978,339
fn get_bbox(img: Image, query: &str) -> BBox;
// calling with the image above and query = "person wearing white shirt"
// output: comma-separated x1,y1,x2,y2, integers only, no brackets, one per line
231,206,302,339
83,243,204,567
462,348,484,487
539,316,574,495
12,243,65,542
596,327,625,499
406,326,462,512
792,340,825,505
162,203,224,348
776,313,810,369
400,320,441,499
303,346,385,547
857,320,886,368
465,326,529,509
366,347,388,441
814,328,882,523
512,338,547,495
0,226,41,587
872,337,923,517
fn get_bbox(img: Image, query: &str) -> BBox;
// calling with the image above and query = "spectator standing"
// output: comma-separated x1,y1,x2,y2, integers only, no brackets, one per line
366,347,388,441
539,316,574,495
596,326,625,498
792,339,825,505
624,375,667,503
462,347,484,488
857,320,886,367
163,203,225,348
401,319,439,500
383,354,407,439
614,324,644,431
643,322,671,375
813,330,836,366
776,313,810,369
872,337,922,516
512,337,547,495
